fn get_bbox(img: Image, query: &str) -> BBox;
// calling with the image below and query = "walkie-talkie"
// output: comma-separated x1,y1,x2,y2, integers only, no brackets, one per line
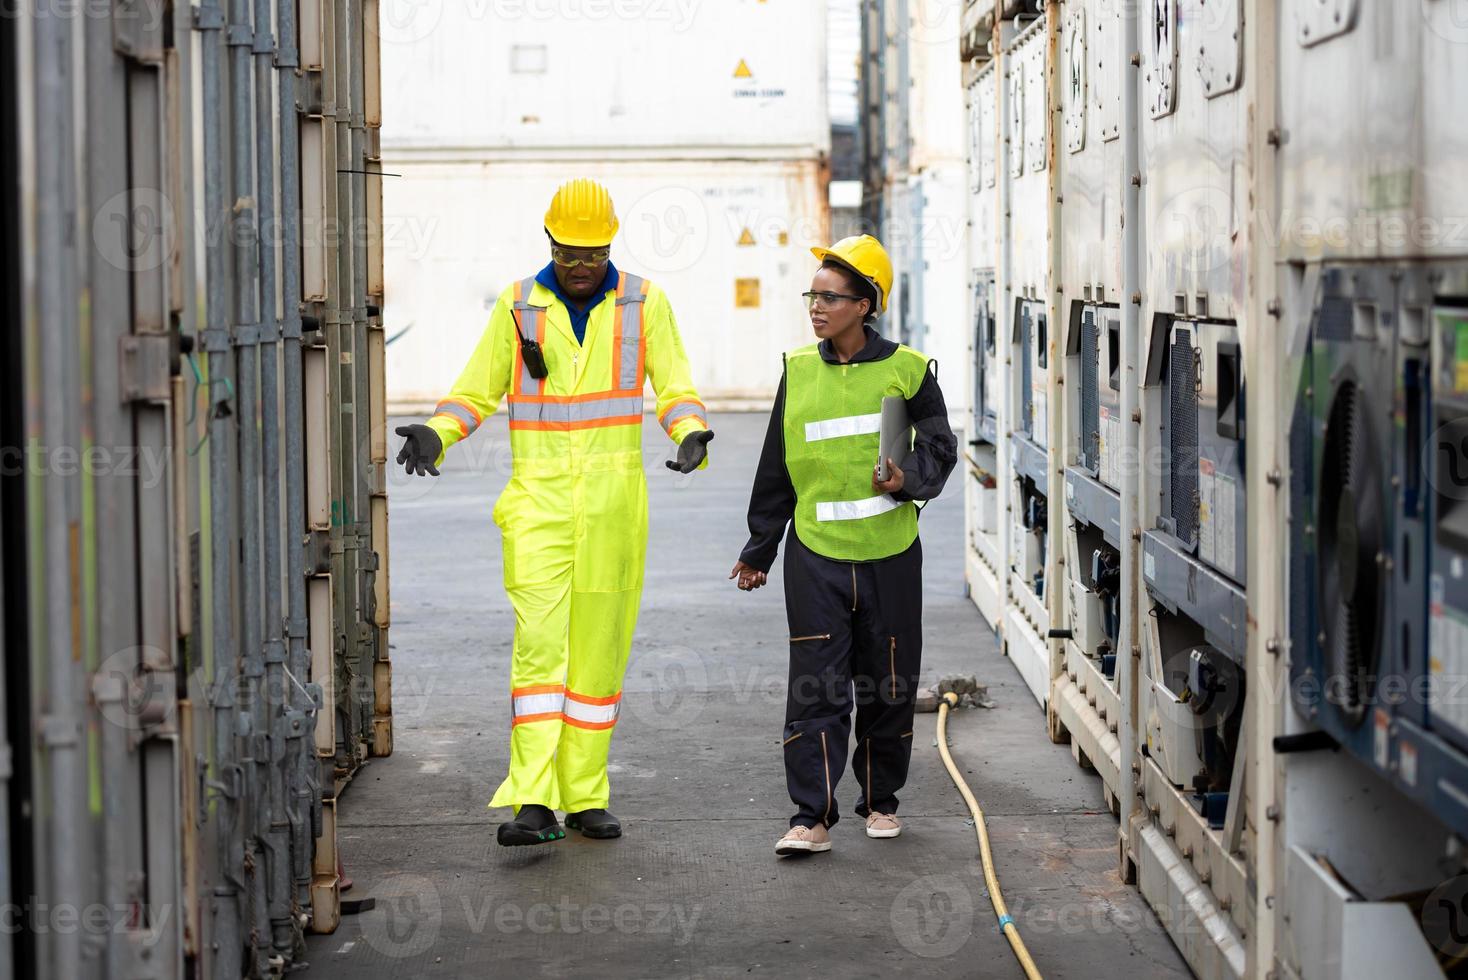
510,307,549,380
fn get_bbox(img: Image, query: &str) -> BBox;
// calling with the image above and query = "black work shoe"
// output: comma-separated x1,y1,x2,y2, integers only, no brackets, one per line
565,808,622,839
496,804,566,847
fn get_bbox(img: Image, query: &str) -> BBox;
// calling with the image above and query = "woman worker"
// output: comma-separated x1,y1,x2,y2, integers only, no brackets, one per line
731,235,958,856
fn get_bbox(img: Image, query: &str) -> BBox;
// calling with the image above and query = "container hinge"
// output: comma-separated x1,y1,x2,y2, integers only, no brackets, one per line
201,326,233,353
39,715,81,748
202,762,245,823
192,3,225,31
114,0,166,63
120,334,173,403
306,529,332,574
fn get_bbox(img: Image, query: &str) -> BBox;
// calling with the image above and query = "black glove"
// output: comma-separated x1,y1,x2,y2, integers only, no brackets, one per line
395,424,443,476
667,429,714,474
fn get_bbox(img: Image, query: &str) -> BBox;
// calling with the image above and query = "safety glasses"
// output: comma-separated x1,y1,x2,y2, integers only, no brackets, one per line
802,290,866,311
551,246,611,268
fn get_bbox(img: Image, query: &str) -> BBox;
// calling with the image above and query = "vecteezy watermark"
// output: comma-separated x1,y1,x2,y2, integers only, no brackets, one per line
0,442,169,488
90,185,437,274
375,0,704,46
621,186,713,275
1423,0,1468,45
893,0,964,47
465,896,703,944
890,875,976,958
357,874,444,960
1422,875,1468,958
621,642,708,730
0,899,174,937
1429,415,1468,503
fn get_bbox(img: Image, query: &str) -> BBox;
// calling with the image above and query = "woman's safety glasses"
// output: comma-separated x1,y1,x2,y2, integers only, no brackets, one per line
802,290,866,311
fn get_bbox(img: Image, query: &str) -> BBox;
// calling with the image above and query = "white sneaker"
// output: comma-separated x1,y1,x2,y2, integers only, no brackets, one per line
865,812,902,839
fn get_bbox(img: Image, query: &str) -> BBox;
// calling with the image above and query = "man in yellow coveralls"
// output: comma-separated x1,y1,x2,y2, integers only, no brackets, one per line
394,178,714,846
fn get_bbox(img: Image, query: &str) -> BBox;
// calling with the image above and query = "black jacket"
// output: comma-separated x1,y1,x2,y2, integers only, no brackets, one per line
738,325,959,573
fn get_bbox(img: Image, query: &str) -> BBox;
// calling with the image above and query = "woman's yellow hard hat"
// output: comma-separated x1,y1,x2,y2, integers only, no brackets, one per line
810,235,893,313
544,178,620,248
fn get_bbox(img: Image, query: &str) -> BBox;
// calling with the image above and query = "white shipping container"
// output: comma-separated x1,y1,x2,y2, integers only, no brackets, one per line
377,0,830,157
383,157,831,410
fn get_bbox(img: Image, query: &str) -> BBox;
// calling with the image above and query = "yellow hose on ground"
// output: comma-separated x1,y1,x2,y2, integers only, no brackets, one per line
936,692,1044,980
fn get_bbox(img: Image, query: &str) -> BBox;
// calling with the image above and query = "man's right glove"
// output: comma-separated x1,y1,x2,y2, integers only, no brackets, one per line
395,424,443,476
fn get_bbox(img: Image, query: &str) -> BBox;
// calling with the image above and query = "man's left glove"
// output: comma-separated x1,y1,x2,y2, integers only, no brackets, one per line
667,429,714,474
395,424,443,476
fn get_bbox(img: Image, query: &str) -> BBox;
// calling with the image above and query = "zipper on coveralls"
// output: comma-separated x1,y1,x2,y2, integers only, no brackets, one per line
790,633,832,643
820,730,833,825
889,636,897,699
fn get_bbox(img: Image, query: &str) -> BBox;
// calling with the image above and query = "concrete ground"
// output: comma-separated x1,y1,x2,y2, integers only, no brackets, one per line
305,413,1190,980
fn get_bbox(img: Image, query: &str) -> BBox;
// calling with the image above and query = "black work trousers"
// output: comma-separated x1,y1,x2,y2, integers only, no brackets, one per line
781,530,923,829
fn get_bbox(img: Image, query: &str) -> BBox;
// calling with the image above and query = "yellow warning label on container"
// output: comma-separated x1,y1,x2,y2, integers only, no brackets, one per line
737,227,756,246
734,59,753,79
735,278,761,308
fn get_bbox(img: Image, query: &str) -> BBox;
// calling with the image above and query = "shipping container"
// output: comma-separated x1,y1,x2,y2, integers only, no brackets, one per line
377,0,830,157
859,0,970,417
3,0,389,977
381,158,831,409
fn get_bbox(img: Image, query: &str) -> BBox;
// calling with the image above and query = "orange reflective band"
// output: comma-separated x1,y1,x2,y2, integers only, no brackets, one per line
511,684,565,697
508,415,643,432
512,711,563,727
562,716,618,731
566,691,622,706
509,391,642,405
659,398,707,435
434,398,482,438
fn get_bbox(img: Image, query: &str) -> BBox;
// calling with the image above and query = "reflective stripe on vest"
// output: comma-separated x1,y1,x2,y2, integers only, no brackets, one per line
513,276,546,396
805,412,882,443
614,273,647,391
563,691,621,731
816,494,904,522
511,684,564,725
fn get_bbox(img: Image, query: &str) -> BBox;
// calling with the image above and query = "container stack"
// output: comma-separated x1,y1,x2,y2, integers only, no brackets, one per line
961,1,1468,976
1,1,388,977
858,0,969,411
379,2,835,412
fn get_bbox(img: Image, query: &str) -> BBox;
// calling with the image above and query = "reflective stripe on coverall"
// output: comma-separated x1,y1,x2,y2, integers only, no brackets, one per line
426,271,708,812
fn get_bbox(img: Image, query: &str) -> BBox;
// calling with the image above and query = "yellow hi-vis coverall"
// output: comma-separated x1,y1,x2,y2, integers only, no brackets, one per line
426,272,708,812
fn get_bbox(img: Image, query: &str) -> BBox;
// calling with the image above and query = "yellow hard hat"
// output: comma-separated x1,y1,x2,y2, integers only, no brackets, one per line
810,234,893,313
544,178,620,248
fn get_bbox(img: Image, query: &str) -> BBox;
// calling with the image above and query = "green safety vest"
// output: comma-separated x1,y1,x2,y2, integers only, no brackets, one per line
782,343,932,562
